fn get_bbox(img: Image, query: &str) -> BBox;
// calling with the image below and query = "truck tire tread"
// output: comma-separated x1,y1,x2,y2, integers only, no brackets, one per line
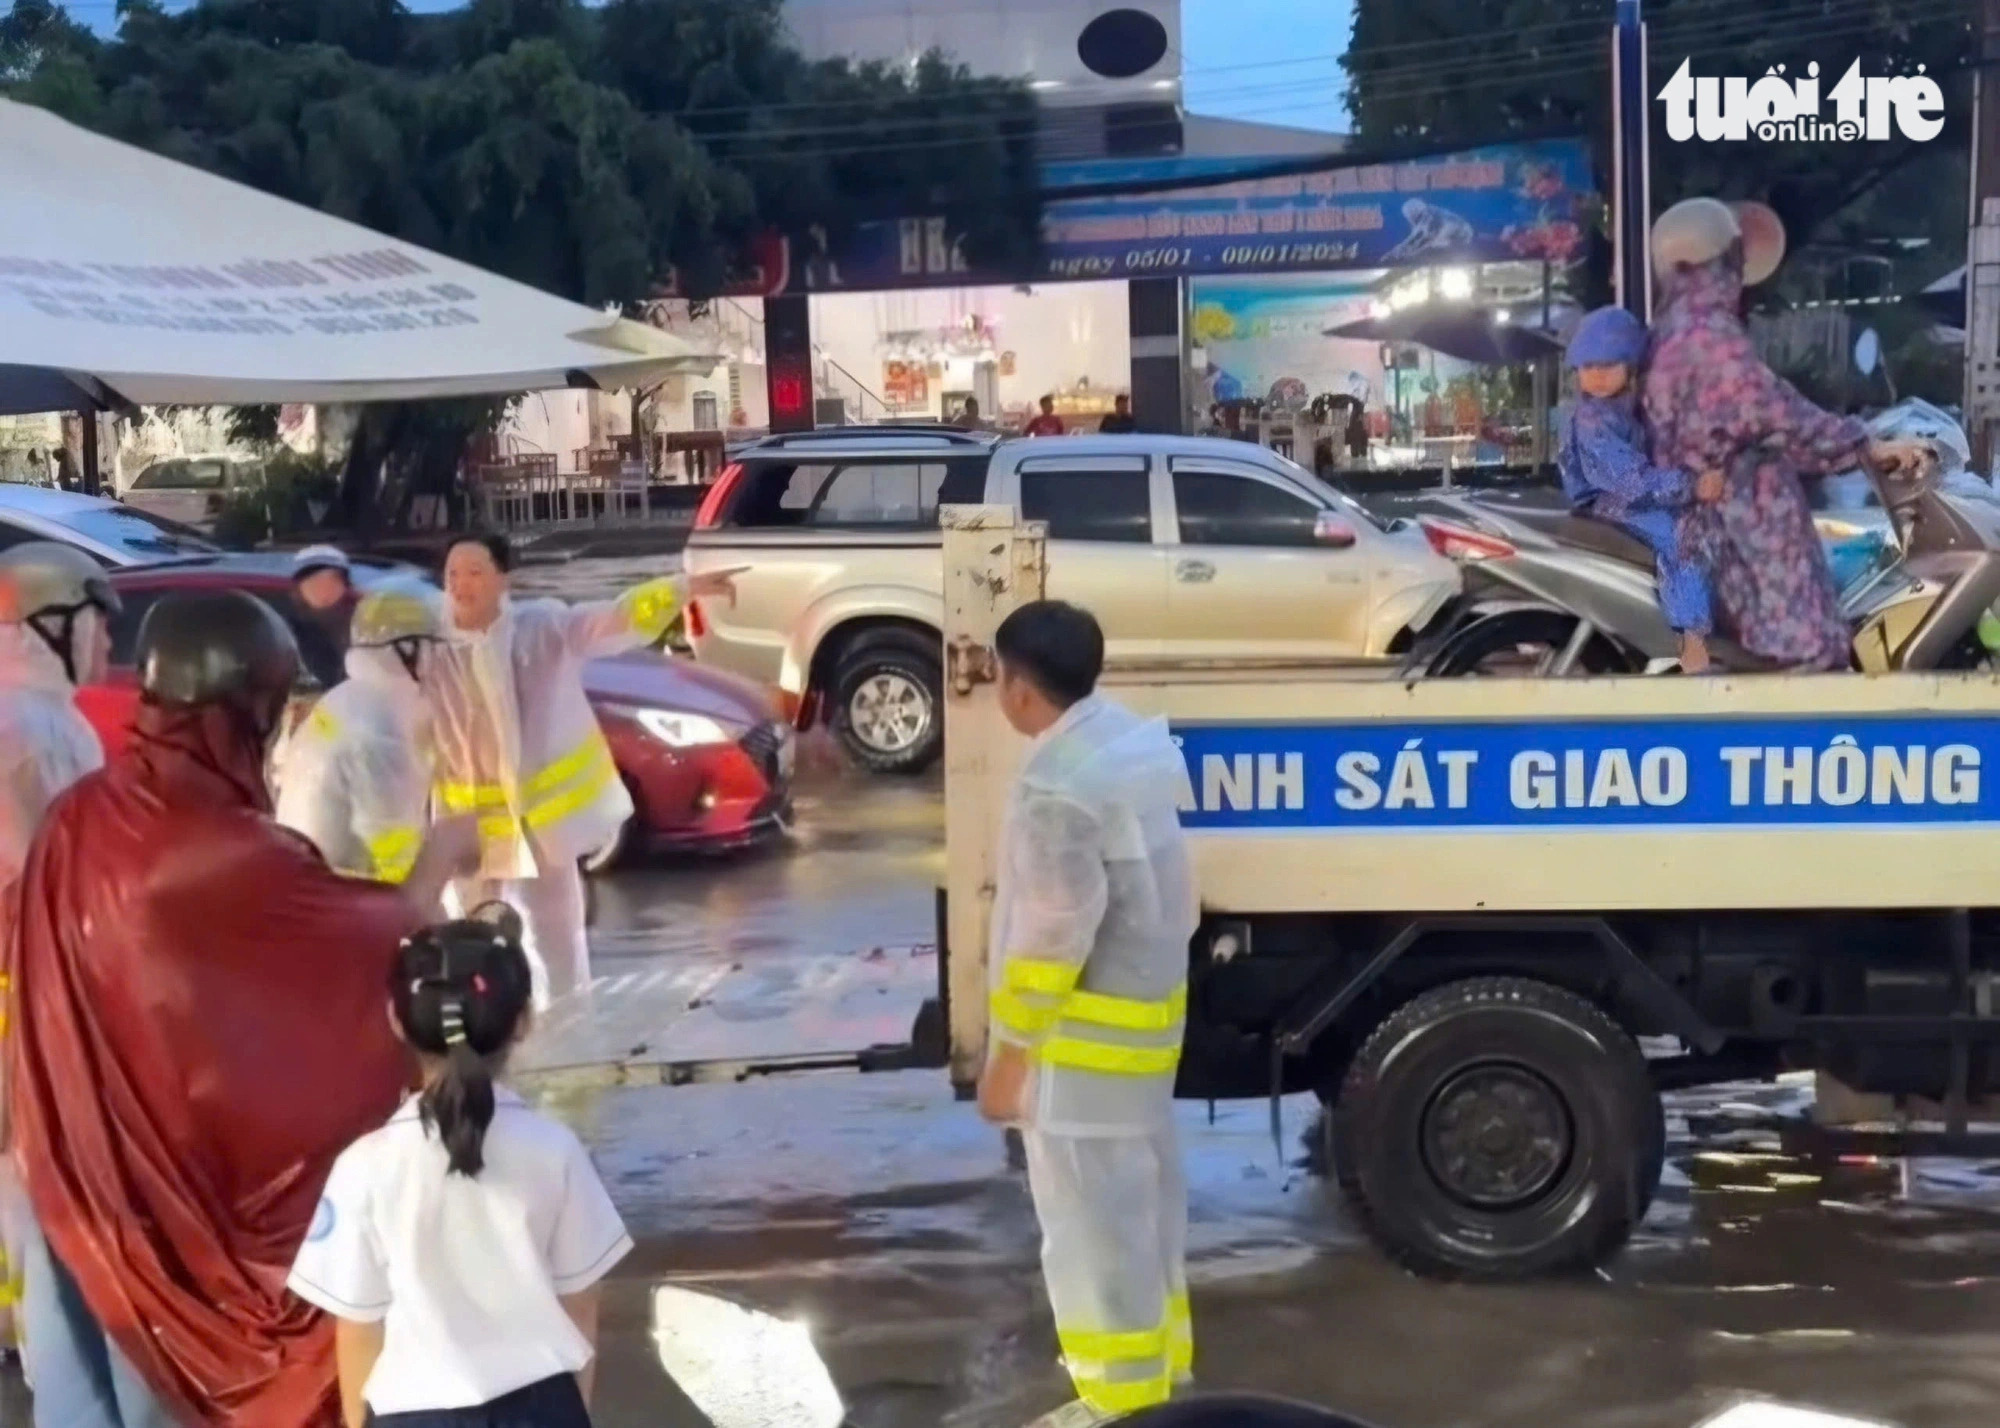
1330,975,1662,1280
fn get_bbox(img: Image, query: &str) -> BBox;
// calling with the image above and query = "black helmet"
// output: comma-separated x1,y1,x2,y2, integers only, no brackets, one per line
136,590,299,711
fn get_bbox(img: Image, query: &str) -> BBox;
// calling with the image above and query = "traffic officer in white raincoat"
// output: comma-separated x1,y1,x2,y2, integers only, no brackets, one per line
274,581,444,890
976,600,1199,1428
0,544,118,1360
427,535,737,1008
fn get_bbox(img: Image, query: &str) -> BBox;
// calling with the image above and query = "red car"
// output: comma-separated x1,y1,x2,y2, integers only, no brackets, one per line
75,554,793,867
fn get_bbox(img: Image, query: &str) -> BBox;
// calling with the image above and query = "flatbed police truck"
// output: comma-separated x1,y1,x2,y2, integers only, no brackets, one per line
523,506,2000,1280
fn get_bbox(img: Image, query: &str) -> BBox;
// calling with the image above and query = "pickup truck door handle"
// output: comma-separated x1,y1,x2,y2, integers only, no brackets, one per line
1176,559,1216,584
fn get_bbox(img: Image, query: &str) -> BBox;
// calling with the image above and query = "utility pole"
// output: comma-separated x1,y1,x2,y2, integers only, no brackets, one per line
1965,0,2000,472
1611,0,1652,320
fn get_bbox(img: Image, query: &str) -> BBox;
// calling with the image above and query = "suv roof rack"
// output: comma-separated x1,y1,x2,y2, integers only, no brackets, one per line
744,425,997,449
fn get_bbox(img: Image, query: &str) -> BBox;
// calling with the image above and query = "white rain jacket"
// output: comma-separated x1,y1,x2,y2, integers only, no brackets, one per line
0,624,102,898
426,577,683,880
0,622,103,1310
274,647,433,883
987,694,1199,1137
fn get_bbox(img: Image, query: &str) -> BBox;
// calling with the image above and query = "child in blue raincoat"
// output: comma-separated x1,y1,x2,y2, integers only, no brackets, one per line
1559,305,1721,672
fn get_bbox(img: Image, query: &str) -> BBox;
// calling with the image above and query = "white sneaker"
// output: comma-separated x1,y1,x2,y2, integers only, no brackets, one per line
1025,1400,1114,1428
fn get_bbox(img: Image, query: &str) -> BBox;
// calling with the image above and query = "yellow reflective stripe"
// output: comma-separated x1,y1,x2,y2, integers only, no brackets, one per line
1002,958,1081,997
437,734,618,826
524,735,610,799
1074,1373,1173,1414
521,746,617,831
1037,1039,1180,1076
990,988,1061,1039
620,578,683,642
307,706,339,741
365,826,421,884
1168,1292,1193,1375
0,1277,17,1310
1062,983,1186,1033
1059,1324,1166,1362
436,780,505,813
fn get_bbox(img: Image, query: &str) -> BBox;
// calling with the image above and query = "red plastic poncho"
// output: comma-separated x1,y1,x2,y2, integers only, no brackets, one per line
5,701,417,1426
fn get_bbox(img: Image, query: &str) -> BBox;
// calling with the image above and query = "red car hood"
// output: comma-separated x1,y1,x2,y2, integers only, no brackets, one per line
582,651,776,728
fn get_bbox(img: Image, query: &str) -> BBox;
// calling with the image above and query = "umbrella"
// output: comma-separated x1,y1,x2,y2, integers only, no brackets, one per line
0,99,719,410
1324,307,1563,365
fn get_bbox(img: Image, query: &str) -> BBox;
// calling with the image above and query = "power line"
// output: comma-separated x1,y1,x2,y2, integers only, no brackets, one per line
40,0,1972,166
685,0,1964,158
51,0,1953,122
730,4,1973,167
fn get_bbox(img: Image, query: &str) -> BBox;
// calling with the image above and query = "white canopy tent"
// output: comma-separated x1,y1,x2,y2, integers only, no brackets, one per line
0,99,718,417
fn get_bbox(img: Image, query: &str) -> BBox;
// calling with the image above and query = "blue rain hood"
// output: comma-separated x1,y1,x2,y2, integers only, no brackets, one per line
1566,305,1649,371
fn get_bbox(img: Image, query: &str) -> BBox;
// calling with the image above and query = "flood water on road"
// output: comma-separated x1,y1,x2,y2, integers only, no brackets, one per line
11,552,2000,1428
567,755,2000,1428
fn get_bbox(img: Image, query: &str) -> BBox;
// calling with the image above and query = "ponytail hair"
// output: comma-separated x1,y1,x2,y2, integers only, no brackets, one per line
391,903,534,1178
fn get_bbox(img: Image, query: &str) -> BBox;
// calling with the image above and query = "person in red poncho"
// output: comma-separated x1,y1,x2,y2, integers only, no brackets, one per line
3,590,474,1428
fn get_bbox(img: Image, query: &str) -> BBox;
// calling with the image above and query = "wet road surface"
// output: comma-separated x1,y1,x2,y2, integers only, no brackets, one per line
558,758,2000,1428
11,553,2000,1427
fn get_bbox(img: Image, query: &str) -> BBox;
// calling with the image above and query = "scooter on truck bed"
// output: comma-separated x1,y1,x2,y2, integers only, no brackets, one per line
1408,401,2000,677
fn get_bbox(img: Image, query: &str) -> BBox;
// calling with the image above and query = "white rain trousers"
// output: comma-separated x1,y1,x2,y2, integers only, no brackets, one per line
425,578,683,1007
985,695,1198,1414
273,647,434,888
0,623,104,1343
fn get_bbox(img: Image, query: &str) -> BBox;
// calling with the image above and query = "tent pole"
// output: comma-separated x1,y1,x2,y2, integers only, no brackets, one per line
80,404,101,496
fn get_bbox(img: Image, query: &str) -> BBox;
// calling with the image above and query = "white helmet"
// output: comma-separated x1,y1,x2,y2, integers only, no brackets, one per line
0,541,121,684
292,544,352,582
350,580,442,681
351,582,442,649
1650,197,1741,278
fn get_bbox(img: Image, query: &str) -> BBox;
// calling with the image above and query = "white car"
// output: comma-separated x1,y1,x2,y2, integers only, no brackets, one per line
0,485,221,566
122,452,265,532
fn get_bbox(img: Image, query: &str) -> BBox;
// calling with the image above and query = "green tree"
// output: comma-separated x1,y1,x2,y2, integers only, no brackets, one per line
4,0,1040,524
1342,0,1975,251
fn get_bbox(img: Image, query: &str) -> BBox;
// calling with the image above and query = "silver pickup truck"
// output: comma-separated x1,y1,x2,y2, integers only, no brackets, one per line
682,426,1459,773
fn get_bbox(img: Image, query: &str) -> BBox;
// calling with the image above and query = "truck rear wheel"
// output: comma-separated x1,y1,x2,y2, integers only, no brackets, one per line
1329,976,1663,1280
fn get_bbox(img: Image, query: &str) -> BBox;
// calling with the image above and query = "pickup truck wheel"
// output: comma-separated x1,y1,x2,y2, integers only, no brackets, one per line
1329,976,1662,1280
831,630,943,775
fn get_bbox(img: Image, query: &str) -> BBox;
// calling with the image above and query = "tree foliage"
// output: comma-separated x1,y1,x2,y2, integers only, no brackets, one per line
2,0,1041,522
1342,0,1975,251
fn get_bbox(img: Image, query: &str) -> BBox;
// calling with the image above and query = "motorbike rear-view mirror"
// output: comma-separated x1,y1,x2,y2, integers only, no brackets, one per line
1314,512,1359,548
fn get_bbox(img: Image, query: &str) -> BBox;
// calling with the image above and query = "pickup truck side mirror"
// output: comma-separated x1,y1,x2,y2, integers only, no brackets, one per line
1314,512,1359,549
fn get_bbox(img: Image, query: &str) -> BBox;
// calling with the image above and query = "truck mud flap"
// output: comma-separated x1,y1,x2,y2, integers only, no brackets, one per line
515,942,945,1092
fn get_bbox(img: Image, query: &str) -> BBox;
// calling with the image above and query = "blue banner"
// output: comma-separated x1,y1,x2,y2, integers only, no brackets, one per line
800,139,1596,292
1172,716,1996,831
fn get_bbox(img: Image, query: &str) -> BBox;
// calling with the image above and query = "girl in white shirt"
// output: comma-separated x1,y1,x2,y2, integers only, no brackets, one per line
289,906,631,1428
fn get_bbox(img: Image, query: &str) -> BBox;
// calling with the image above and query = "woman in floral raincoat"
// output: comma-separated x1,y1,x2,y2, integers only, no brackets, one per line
1643,198,1924,670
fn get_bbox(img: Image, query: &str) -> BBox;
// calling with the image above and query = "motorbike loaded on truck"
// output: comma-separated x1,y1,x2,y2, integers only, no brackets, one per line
521,489,2000,1282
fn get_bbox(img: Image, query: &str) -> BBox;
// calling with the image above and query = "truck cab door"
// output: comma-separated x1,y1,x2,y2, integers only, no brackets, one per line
1163,457,1374,659
995,453,1171,660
